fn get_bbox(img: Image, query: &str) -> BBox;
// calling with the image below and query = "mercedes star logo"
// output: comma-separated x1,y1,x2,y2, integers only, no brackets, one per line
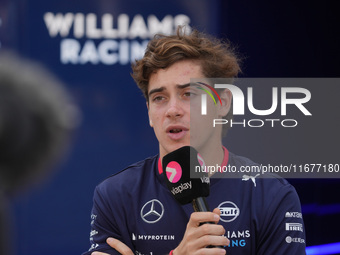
140,199,164,224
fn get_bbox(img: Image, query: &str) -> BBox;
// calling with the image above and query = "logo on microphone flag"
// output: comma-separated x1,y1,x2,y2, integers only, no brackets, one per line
165,161,182,183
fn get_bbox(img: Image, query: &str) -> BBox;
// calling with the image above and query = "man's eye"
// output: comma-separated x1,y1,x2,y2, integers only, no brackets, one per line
152,96,164,102
184,91,196,97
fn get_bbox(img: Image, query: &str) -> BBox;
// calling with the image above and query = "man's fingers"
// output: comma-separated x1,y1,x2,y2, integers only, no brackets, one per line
198,223,226,236
212,208,221,218
187,212,220,228
197,247,227,255
196,235,230,248
106,237,134,255
91,252,110,255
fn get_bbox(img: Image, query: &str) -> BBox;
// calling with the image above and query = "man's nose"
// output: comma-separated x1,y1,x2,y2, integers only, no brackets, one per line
165,97,185,118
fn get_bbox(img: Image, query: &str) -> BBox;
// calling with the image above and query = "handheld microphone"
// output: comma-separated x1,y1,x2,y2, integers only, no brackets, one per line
162,146,224,249
162,146,210,211
162,146,223,248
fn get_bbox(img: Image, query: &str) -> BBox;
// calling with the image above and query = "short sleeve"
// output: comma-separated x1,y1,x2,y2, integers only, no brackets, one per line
256,181,306,254
82,186,132,255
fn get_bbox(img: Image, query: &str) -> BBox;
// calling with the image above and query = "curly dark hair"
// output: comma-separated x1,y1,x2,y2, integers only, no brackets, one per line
132,26,241,100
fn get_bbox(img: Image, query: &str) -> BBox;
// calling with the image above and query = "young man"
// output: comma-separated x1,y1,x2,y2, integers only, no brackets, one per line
83,28,306,255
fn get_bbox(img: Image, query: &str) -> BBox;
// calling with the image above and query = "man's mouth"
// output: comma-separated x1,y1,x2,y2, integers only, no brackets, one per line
169,128,183,133
166,126,188,140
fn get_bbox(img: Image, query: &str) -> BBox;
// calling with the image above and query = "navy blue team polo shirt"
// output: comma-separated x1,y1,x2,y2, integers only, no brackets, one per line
83,148,306,255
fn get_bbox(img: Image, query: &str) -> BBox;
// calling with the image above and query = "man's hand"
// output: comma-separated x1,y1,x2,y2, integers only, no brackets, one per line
91,237,134,255
173,208,229,255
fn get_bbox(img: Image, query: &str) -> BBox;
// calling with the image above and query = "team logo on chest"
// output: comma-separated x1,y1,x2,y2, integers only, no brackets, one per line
218,201,240,222
140,199,164,223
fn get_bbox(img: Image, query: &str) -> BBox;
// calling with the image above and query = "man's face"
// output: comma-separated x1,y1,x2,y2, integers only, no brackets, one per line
147,59,229,159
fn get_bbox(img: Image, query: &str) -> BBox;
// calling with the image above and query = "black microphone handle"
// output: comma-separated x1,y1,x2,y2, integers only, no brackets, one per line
192,197,214,225
192,197,224,249
192,197,210,212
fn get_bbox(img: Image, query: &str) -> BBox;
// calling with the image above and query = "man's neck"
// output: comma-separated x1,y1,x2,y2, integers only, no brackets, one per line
196,143,224,176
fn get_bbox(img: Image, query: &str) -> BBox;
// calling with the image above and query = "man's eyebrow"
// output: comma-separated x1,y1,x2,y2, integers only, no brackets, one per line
176,83,191,89
148,87,165,97
148,83,191,97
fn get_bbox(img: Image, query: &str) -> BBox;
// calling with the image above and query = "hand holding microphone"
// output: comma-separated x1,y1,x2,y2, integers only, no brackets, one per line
162,146,229,254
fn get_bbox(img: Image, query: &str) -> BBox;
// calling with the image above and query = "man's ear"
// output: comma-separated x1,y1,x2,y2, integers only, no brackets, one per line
218,89,232,117
146,102,153,127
